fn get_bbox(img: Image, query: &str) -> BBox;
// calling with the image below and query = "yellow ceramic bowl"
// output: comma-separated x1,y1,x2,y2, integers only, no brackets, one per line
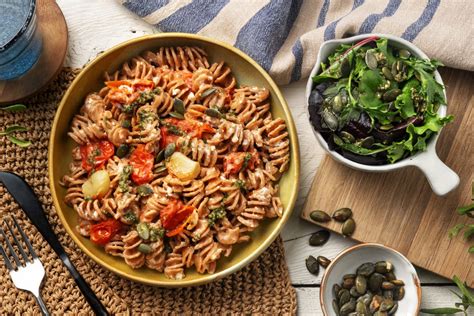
49,33,300,287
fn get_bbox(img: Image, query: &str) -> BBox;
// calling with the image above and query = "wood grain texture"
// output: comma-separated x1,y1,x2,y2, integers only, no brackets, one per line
302,68,474,286
0,0,67,104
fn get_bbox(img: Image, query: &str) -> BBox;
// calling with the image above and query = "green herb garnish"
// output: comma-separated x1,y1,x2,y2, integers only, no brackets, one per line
150,227,165,242
119,165,132,193
1,104,28,112
240,153,252,171
234,179,247,193
208,206,226,226
123,211,138,224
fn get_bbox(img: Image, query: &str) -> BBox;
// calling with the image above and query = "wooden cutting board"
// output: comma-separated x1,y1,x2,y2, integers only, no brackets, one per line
301,68,474,286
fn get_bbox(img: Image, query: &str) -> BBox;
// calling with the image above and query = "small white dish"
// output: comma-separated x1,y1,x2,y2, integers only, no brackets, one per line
306,33,459,196
320,243,421,315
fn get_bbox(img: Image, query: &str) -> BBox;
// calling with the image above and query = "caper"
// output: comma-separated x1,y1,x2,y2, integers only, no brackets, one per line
357,262,375,277
173,98,185,114
305,255,319,275
317,255,331,268
365,50,378,70
164,143,176,159
309,229,330,246
137,222,150,240
137,243,152,254
339,131,355,144
201,87,217,98
310,210,331,223
342,218,356,236
205,107,222,118
116,144,130,158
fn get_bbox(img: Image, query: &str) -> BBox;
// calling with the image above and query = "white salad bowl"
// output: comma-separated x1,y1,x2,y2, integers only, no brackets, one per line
306,33,459,196
320,243,421,316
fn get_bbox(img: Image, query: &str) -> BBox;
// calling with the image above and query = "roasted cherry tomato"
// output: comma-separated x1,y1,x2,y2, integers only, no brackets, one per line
132,79,154,91
80,141,115,172
90,219,123,245
160,200,195,236
223,151,258,175
160,118,215,148
129,145,154,184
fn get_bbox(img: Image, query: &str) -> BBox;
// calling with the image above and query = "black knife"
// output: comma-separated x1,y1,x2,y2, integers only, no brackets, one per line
0,171,108,316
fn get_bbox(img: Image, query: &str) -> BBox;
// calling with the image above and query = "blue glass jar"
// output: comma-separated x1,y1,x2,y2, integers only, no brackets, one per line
0,0,42,80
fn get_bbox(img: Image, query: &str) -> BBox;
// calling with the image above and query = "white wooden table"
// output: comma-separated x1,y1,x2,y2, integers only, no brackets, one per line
57,1,460,314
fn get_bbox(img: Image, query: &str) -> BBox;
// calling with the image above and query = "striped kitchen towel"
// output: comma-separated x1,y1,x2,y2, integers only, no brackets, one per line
120,0,474,84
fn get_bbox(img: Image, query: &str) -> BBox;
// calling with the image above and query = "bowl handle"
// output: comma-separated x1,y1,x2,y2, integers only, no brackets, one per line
410,153,460,196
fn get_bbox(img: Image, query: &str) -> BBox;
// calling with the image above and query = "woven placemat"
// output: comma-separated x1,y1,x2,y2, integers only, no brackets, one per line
0,69,297,315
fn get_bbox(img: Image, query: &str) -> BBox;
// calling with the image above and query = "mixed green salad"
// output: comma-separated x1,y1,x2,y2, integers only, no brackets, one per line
308,36,453,165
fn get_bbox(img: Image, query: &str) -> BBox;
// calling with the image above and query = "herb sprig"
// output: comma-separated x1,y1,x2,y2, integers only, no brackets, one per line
448,181,474,254
0,104,31,147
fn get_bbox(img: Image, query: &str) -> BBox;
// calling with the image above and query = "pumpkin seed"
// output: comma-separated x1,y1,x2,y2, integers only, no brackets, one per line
369,295,383,313
305,255,319,275
340,131,355,144
350,286,361,298
137,185,153,197
333,299,340,315
164,143,176,159
137,222,150,240
360,136,375,149
385,271,396,281
155,149,165,163
317,255,331,268
201,87,217,98
381,281,395,290
357,262,375,277
322,110,339,131
173,98,185,114
388,302,398,315
333,283,342,298
138,243,152,254
343,276,355,289
380,298,394,312
310,210,331,223
382,67,394,80
343,274,356,280
169,111,185,119
373,311,388,316
398,49,411,59
340,299,356,316
355,275,367,294
382,89,401,102
365,50,378,70
368,273,385,292
391,279,404,286
333,95,343,113
154,165,167,174
357,293,373,306
375,261,393,274
116,144,130,158
356,300,368,315
342,218,356,236
339,289,351,306
205,107,222,118
333,134,344,146
309,229,330,246
393,286,405,301
332,207,352,222
383,290,394,300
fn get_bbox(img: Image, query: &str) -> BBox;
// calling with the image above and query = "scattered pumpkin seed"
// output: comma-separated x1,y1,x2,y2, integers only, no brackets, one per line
332,299,340,315
339,289,351,306
356,300,368,314
391,279,404,286
309,229,330,246
340,298,356,315
322,110,339,131
357,262,375,276
310,210,331,223
154,165,167,174
155,149,165,163
332,207,353,222
375,261,393,274
382,89,401,102
201,87,217,98
393,286,405,301
169,111,185,119
369,295,383,313
381,281,395,290
398,49,411,59
382,67,394,80
317,255,331,268
137,243,152,254
137,185,153,197
164,143,176,159
340,131,355,144
137,222,150,240
365,50,378,70
342,218,356,236
368,273,385,292
205,107,222,118
333,94,343,113
305,255,319,275
350,286,361,298
355,275,367,294
173,98,185,114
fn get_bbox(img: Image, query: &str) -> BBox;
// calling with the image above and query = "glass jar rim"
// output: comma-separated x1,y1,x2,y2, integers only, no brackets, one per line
0,0,37,52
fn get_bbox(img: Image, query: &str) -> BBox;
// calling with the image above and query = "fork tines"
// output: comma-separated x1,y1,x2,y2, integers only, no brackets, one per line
0,216,38,271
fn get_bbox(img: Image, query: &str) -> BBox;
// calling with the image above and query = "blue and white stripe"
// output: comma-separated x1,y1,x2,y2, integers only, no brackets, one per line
121,0,472,84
